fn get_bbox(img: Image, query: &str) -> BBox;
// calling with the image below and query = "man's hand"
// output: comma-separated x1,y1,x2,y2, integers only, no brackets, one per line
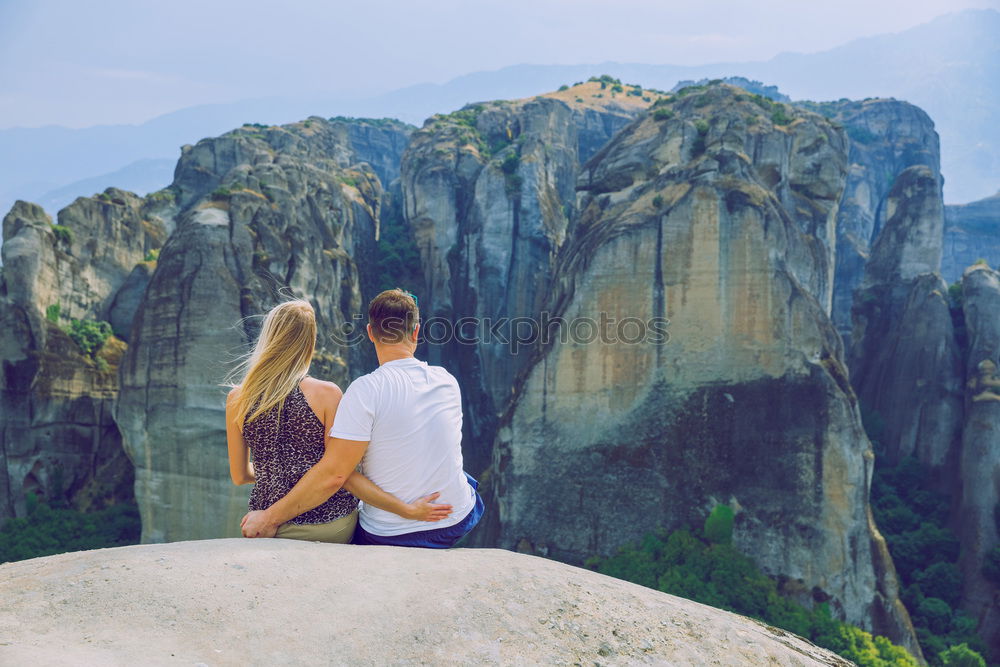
405,492,454,522
241,510,279,538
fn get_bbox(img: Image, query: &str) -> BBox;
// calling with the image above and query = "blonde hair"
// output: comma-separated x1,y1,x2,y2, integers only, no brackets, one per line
227,300,317,428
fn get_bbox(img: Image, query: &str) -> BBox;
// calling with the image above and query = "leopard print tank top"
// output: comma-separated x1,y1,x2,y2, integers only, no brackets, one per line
243,384,359,524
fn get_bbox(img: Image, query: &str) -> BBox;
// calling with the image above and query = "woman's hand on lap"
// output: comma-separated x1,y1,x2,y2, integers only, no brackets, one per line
241,510,279,538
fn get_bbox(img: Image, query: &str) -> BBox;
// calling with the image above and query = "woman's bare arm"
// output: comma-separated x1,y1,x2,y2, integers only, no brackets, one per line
225,388,256,485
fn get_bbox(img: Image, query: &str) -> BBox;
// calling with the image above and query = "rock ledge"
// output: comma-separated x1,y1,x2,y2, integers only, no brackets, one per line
0,540,850,666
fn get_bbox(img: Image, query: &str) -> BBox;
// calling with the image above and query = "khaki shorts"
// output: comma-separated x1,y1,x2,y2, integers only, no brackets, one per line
275,510,358,544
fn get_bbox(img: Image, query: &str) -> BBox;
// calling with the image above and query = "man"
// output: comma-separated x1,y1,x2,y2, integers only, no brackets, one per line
241,288,484,547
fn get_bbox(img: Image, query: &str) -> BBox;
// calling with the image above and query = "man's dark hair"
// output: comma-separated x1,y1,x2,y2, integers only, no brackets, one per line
368,288,420,343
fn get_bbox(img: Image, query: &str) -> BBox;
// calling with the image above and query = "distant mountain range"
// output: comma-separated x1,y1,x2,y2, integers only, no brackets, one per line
0,8,996,217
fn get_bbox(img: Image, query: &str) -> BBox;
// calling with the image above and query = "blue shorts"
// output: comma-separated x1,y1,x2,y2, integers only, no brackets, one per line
352,473,485,548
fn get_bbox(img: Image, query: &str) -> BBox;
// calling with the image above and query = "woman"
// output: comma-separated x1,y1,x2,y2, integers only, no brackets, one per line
225,299,452,543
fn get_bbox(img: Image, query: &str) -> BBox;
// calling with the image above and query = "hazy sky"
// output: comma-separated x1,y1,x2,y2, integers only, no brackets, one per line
1,0,996,128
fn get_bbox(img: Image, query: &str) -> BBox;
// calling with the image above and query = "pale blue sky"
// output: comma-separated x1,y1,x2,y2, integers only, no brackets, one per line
0,0,996,128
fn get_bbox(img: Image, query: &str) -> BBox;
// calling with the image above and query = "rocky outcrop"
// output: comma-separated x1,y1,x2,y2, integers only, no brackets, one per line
115,117,409,543
474,84,920,654
845,164,1000,658
0,539,853,666
0,190,164,519
328,116,414,187
943,191,1000,284
803,99,942,345
108,261,155,341
839,115,1000,659
848,166,963,473
862,166,944,285
956,264,1000,654
0,115,412,540
536,80,666,162
2,190,165,329
402,84,667,472
402,97,581,472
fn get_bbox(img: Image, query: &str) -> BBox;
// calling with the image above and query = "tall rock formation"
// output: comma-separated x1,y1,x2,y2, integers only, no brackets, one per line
474,84,921,654
0,190,165,520
402,98,579,472
401,82,664,472
800,99,941,346
848,166,963,474
957,264,1000,655
115,117,412,543
943,191,1000,283
843,141,1000,661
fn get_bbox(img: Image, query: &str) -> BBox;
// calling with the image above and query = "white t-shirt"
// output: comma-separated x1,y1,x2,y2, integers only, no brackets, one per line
330,357,475,536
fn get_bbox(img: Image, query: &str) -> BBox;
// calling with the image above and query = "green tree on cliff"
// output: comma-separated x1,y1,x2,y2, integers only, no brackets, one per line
587,508,922,666
0,494,140,564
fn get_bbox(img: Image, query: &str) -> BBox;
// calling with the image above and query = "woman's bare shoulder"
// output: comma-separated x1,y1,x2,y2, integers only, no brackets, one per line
301,376,343,397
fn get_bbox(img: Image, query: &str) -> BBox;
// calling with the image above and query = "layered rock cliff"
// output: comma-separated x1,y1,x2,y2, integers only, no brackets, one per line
0,190,165,519
467,84,920,653
798,99,942,346
956,264,1000,654
943,191,1000,283
401,83,657,472
848,166,963,474
402,98,579,472
116,117,413,543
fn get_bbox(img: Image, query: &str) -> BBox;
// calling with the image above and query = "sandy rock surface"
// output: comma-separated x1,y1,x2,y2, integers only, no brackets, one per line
0,539,851,666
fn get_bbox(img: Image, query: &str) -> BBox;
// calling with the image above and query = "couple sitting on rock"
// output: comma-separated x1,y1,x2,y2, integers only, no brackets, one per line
226,289,484,547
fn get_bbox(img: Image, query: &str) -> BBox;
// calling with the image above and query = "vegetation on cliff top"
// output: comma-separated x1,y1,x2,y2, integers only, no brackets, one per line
672,77,788,101
648,82,798,133
327,116,413,130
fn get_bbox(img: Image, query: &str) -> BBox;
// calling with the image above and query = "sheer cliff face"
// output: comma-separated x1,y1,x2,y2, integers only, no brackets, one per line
475,85,918,650
115,118,412,543
848,166,963,472
401,98,587,471
0,192,164,519
577,90,845,314
817,100,941,344
401,88,665,472
957,265,1000,652
944,192,1000,284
